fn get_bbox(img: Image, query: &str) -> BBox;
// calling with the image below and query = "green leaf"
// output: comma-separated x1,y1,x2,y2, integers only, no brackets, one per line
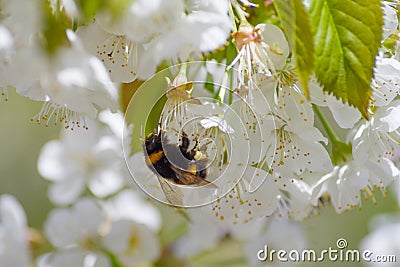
76,0,133,21
274,0,294,47
275,0,315,98
76,0,102,19
226,39,238,65
310,0,383,118
101,249,124,267
106,0,134,17
42,1,69,54
205,72,215,94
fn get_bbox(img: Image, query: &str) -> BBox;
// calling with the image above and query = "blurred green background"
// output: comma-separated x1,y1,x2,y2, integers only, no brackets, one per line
0,89,57,228
0,88,398,267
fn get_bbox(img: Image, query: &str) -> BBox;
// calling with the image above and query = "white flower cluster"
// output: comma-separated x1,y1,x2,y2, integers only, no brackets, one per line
0,0,118,129
35,111,162,267
127,2,400,225
39,195,160,267
0,0,232,129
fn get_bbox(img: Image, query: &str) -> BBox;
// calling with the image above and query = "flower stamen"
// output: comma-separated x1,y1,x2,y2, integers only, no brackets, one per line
31,101,89,130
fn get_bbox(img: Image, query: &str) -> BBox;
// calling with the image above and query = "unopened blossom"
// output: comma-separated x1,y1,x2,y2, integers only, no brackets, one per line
159,66,198,132
0,195,31,267
186,60,233,98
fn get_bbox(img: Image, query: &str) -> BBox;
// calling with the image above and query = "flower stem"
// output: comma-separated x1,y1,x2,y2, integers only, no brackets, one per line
231,0,249,25
228,3,238,33
313,104,353,165
312,104,339,144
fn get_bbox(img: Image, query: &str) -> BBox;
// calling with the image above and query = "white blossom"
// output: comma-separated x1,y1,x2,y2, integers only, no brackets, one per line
43,198,111,267
102,220,160,266
136,0,232,78
44,197,161,267
172,207,224,257
388,146,400,206
102,189,162,232
229,23,289,88
0,195,31,267
115,0,186,43
245,216,307,267
312,101,400,213
38,249,110,267
8,31,117,129
0,0,42,45
45,198,106,248
38,118,127,205
371,56,400,107
49,0,80,20
263,85,332,178
77,22,143,83
360,214,400,267
382,1,398,41
0,25,13,101
310,79,361,129
210,167,281,225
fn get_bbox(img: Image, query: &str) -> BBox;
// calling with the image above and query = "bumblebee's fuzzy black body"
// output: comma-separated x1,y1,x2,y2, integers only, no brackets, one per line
143,127,209,186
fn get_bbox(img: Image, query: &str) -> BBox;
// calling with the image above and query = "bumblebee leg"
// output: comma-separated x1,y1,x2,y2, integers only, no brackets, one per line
180,131,190,151
188,137,200,159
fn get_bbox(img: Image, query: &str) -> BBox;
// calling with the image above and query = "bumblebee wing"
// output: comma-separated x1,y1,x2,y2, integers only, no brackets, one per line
157,176,184,206
170,161,216,187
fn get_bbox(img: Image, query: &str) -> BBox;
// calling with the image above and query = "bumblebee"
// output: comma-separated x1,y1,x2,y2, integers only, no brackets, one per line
143,125,213,205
